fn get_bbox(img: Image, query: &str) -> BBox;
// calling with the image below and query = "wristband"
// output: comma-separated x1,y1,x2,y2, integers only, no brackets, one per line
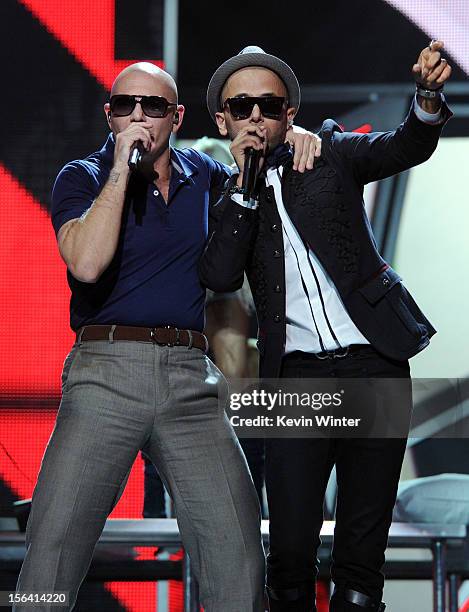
416,84,444,99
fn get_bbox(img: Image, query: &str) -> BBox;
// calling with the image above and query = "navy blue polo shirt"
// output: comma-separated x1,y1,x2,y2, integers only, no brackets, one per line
51,134,231,332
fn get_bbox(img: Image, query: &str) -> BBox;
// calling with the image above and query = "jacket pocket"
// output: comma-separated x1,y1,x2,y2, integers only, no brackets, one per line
358,267,402,304
358,268,427,340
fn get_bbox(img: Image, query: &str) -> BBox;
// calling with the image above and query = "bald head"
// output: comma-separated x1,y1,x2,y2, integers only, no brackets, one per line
111,62,178,102
105,61,184,168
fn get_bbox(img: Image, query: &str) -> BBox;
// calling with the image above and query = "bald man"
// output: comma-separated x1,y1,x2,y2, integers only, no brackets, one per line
13,63,269,612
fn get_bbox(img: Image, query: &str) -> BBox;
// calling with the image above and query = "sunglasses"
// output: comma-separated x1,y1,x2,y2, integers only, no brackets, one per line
223,96,286,120
109,94,177,118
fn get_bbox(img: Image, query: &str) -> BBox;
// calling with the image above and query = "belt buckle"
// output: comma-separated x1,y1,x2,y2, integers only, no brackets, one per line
150,327,167,346
166,325,180,347
335,346,350,359
151,326,181,347
315,346,349,360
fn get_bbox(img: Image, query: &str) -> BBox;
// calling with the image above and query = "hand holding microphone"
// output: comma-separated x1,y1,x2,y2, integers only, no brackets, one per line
112,122,153,174
230,125,267,199
241,147,262,200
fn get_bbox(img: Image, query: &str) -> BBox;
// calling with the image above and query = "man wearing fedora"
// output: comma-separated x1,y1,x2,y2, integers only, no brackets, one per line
200,44,452,611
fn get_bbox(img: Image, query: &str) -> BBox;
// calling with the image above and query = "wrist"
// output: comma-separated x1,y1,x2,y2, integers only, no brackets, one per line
111,161,130,176
108,164,130,189
415,84,443,113
415,83,444,99
236,173,244,188
416,94,442,114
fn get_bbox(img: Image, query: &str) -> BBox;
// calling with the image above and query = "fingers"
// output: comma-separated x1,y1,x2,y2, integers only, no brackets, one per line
435,62,452,85
121,123,153,150
292,136,303,171
426,50,444,71
310,136,322,164
230,126,266,174
422,39,444,63
232,126,266,150
422,40,442,65
422,52,444,80
234,135,265,152
242,125,267,149
429,39,444,53
412,62,422,79
293,134,310,172
414,40,451,88
418,57,452,86
426,58,448,85
292,134,321,172
113,123,154,169
133,123,154,149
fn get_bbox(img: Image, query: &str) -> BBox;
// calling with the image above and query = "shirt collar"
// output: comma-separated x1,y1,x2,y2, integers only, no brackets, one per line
100,132,116,167
170,146,198,180
264,142,293,170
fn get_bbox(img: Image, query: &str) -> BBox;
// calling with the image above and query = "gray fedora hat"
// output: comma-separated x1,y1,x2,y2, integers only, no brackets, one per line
206,45,300,123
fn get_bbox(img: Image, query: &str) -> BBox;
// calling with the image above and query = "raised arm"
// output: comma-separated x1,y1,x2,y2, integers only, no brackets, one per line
332,40,452,185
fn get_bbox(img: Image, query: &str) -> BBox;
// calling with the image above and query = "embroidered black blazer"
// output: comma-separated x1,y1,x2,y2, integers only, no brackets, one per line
199,103,451,377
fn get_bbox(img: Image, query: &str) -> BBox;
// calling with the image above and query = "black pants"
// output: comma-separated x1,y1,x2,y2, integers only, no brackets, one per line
266,345,411,610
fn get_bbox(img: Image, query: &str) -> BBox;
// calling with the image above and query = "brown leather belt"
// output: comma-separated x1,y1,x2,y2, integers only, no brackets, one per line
76,325,208,352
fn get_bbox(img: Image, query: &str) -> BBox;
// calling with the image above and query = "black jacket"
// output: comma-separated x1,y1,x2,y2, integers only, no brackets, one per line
199,103,451,378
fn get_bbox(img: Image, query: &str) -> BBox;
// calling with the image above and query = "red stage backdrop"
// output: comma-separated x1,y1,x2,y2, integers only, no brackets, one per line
0,2,183,610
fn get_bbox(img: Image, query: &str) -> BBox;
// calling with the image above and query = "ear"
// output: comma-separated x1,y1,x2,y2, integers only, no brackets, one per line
171,104,185,134
104,102,112,128
214,111,228,137
286,106,297,126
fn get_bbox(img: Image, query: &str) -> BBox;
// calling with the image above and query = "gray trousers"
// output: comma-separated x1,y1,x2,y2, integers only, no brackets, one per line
15,340,265,611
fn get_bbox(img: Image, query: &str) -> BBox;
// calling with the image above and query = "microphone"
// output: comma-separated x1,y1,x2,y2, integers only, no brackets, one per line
242,147,261,201
128,141,145,172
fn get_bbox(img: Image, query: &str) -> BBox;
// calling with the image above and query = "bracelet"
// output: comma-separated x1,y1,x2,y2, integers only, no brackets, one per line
415,84,444,99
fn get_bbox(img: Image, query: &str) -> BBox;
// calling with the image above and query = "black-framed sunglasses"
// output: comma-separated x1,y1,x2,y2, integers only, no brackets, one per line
109,94,177,118
223,96,287,120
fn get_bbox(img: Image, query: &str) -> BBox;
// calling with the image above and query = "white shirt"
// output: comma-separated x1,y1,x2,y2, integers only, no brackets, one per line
266,166,369,354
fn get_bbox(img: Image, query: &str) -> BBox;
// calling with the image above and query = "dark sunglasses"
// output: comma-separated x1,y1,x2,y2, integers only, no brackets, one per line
223,96,286,120
109,94,177,118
